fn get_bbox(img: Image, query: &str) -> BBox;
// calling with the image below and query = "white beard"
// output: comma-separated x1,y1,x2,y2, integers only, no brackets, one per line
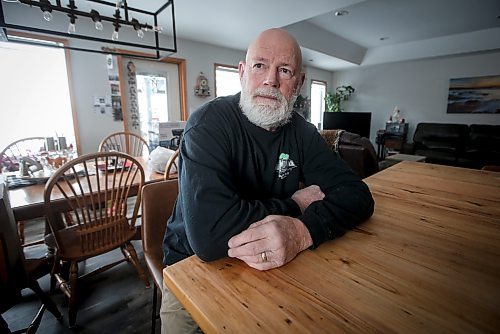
239,86,297,130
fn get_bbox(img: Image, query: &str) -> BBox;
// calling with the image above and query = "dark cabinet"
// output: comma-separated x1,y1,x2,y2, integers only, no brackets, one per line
376,122,409,159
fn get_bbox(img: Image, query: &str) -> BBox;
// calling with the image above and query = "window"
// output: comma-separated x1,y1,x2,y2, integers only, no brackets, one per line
215,64,240,97
310,80,327,129
0,34,77,152
136,73,168,147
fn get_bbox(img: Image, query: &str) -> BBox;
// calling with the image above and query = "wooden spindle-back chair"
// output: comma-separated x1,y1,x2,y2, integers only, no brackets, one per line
98,132,149,157
43,151,150,327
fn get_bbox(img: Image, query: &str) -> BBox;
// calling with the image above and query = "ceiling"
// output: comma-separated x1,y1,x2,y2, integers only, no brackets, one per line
2,0,498,70
171,0,500,71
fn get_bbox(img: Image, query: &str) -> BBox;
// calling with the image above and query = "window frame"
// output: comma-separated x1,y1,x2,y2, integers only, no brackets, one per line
214,63,240,98
5,30,81,154
310,79,328,128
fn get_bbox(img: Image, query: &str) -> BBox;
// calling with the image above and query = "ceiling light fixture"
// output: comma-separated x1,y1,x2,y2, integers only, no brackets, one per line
90,9,103,31
334,10,349,16
0,0,177,59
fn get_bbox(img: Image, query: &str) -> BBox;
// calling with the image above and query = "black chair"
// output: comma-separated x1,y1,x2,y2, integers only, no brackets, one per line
0,137,47,247
0,180,62,333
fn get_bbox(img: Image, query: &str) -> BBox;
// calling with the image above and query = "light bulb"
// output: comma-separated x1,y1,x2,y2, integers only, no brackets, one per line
68,22,76,34
95,21,103,30
112,30,119,41
137,29,144,38
43,11,52,21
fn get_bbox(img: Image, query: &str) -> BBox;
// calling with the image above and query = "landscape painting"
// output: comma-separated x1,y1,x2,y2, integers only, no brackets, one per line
447,75,500,114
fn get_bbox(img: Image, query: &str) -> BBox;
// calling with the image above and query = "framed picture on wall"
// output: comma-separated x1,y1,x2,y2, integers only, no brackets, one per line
447,74,500,114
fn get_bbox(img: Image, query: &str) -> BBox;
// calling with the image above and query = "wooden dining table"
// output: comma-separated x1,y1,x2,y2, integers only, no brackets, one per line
163,161,500,333
7,156,164,221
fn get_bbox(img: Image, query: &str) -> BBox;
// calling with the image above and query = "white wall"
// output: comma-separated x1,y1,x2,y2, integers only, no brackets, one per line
302,65,333,97
69,50,124,154
174,39,246,114
69,37,245,154
56,33,500,154
331,51,500,144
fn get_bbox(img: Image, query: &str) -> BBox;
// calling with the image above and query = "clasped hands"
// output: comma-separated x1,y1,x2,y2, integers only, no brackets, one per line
227,185,324,271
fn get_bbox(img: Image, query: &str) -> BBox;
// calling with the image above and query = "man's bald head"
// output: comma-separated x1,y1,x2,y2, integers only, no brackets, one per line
246,28,303,73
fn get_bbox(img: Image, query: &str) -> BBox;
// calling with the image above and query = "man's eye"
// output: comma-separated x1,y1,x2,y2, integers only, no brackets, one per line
253,64,264,69
279,68,293,79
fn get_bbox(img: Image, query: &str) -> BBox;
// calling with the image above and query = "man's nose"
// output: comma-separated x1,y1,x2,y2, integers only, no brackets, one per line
263,68,279,87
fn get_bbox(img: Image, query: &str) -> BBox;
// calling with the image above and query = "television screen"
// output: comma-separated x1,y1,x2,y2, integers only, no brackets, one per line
322,112,372,138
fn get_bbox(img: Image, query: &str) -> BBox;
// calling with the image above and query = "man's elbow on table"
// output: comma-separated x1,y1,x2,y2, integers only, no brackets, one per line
189,237,228,262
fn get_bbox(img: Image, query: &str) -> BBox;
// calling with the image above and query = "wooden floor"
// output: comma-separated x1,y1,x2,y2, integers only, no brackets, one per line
3,219,160,334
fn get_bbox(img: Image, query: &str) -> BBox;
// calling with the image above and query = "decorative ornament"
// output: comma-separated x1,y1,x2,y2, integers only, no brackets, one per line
127,61,140,129
390,106,402,123
194,72,210,97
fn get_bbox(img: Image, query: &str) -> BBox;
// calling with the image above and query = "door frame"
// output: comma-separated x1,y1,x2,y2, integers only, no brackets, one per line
117,52,187,133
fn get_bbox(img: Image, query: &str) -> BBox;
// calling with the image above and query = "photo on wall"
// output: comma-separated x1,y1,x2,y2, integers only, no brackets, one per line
447,75,500,114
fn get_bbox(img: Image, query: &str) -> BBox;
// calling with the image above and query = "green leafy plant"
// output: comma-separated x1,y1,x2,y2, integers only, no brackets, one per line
325,85,355,112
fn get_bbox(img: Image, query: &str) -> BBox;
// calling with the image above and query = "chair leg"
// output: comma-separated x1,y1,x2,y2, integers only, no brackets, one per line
122,242,150,288
25,304,45,334
28,280,62,322
68,261,79,328
49,255,60,294
18,220,25,245
0,315,10,334
151,284,158,334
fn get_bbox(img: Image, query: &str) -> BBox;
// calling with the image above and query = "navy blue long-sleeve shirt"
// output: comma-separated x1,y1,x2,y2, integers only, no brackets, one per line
162,93,374,265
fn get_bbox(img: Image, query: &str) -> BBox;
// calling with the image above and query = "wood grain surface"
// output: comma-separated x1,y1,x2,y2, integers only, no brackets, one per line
164,161,500,333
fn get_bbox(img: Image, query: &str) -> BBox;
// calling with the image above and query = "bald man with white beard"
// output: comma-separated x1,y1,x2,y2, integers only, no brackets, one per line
160,28,374,334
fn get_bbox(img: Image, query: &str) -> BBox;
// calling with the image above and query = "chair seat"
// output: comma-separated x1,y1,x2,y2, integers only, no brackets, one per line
45,221,137,261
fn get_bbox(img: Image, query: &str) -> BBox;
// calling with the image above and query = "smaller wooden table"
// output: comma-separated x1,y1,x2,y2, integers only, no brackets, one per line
7,156,164,221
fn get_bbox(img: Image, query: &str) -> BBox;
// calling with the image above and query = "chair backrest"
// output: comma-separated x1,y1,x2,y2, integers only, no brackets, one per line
163,149,180,180
0,137,46,172
141,179,178,288
0,181,26,311
44,152,145,256
98,132,149,157
320,129,379,178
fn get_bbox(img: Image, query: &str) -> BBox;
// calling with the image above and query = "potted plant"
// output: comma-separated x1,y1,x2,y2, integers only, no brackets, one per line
322,85,371,137
325,85,355,112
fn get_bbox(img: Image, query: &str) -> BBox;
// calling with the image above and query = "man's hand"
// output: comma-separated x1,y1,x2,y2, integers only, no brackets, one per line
227,215,313,271
292,185,325,213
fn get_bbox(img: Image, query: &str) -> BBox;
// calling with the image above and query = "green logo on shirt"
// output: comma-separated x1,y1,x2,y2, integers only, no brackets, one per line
276,153,297,179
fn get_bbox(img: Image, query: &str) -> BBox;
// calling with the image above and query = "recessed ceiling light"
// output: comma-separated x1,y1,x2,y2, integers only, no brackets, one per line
334,10,349,16
380,37,389,41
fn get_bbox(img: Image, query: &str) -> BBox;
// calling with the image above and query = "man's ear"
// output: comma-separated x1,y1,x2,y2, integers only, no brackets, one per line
238,61,246,82
294,72,306,94
298,72,305,89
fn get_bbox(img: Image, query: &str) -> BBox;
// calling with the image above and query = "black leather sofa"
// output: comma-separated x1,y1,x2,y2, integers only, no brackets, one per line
404,123,500,169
